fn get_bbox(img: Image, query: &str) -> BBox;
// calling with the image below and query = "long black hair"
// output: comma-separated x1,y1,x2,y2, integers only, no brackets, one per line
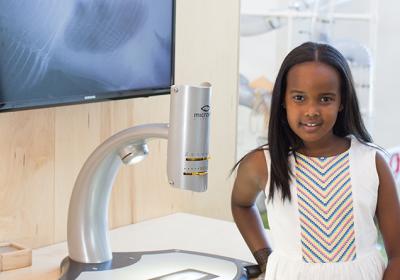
234,41,372,202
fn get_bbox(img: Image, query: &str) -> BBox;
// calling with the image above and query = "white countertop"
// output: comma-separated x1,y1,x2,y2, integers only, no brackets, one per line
0,213,260,280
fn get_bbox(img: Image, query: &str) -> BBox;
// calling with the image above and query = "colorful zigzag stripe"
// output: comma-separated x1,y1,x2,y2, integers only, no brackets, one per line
295,152,357,263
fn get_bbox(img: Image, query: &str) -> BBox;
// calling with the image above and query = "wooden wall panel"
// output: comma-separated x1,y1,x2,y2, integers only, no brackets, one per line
54,103,101,242
0,109,55,248
174,0,240,220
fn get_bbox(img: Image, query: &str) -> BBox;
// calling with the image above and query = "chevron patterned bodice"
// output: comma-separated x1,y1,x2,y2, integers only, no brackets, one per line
262,138,386,279
295,151,357,263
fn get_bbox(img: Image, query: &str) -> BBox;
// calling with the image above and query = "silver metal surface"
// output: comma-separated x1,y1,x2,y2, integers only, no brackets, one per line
67,124,168,264
59,250,253,280
118,141,149,165
167,83,212,192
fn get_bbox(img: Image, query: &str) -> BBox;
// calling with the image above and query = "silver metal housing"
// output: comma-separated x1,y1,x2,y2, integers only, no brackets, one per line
167,83,212,192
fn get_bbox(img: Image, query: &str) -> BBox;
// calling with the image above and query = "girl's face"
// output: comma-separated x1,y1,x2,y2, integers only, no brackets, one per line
284,61,342,146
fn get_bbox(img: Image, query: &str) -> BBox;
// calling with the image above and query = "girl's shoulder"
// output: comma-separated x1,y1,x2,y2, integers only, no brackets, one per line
239,148,268,175
349,135,380,155
237,148,269,191
349,136,385,172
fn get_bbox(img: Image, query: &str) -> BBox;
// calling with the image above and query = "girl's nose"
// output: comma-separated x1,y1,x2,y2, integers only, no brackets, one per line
305,105,320,118
305,111,320,117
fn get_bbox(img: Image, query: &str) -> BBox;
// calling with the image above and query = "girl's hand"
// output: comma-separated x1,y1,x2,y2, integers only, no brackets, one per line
250,272,265,280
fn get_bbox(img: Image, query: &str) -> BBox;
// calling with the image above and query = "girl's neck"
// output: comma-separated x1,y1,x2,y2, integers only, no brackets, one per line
297,135,350,158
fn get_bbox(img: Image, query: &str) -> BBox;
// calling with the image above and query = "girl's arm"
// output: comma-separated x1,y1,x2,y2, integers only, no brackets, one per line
231,150,272,272
375,152,400,279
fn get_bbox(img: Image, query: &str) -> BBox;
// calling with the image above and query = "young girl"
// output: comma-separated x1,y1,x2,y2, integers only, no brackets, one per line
231,42,400,279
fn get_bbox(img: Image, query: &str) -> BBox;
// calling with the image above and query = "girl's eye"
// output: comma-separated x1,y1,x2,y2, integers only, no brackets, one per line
292,95,304,102
320,96,334,103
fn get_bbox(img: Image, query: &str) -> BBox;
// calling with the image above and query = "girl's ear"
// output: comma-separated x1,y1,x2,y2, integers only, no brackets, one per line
339,104,344,112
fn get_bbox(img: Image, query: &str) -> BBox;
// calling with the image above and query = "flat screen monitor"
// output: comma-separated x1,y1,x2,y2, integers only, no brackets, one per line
0,0,175,112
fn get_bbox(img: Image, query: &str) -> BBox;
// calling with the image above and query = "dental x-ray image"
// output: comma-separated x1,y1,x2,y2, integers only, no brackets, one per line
0,0,174,111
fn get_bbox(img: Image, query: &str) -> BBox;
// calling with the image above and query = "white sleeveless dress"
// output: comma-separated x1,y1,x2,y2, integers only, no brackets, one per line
263,137,386,280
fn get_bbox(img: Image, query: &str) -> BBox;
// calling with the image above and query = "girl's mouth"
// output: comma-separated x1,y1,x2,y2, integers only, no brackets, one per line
300,122,322,132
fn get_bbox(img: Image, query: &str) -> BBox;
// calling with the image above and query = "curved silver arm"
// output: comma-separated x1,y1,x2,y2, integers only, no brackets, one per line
67,123,168,263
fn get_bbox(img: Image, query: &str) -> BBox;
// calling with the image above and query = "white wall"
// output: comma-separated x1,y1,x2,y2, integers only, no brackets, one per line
372,0,400,149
